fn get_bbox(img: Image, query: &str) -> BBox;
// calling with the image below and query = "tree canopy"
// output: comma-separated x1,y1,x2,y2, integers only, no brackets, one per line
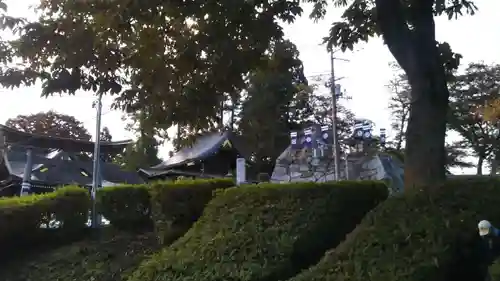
306,0,476,187
237,39,311,173
448,63,500,175
5,111,92,140
116,110,162,171
386,63,411,151
0,0,481,187
386,62,475,173
2,0,303,134
99,127,113,142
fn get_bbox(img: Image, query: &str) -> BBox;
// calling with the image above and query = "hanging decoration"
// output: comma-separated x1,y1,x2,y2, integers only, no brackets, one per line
303,128,313,148
380,128,386,146
352,120,373,140
290,131,301,149
321,125,330,143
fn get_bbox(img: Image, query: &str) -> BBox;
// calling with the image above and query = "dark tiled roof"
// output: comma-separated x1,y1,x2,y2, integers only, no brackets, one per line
1,146,144,186
142,131,248,174
0,124,132,154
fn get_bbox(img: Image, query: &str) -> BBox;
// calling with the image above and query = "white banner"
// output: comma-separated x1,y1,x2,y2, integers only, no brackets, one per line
236,158,246,185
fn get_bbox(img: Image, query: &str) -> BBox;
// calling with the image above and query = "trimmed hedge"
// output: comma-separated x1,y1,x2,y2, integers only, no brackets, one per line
492,259,500,281
0,229,160,281
129,181,388,281
97,184,152,230
0,186,90,261
290,177,500,281
150,178,234,245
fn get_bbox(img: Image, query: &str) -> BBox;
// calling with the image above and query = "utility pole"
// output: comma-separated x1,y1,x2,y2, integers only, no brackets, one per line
330,50,341,181
91,92,103,228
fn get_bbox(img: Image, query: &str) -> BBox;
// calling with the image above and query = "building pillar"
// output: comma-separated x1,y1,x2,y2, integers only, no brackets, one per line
21,147,33,196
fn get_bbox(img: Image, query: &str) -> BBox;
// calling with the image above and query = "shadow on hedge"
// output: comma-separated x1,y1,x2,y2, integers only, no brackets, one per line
128,181,388,281
289,177,500,281
0,228,161,281
97,178,235,245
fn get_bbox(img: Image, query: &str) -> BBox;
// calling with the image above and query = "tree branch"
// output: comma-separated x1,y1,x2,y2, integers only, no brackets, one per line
374,0,414,75
410,0,440,69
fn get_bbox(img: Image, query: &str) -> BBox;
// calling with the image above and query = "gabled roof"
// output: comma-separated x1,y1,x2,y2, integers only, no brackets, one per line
2,146,144,186
139,169,228,179
140,131,247,175
77,160,144,185
0,124,132,154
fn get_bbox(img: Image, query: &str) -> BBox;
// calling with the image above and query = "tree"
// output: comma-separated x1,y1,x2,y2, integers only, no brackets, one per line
98,126,117,162
307,0,474,188
385,62,475,173
5,111,91,140
115,110,162,171
3,0,476,187
237,39,312,174
0,0,32,87
482,92,500,122
307,91,356,148
448,63,500,175
118,137,162,171
482,89,500,174
386,63,411,151
3,0,303,137
99,126,112,142
444,141,474,173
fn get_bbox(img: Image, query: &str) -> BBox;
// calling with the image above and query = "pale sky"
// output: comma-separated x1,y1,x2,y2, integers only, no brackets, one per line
1,0,499,174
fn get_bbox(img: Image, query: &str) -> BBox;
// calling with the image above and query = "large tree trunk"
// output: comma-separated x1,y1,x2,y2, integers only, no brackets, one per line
404,71,448,188
377,0,448,189
477,155,484,175
395,113,406,151
490,155,498,176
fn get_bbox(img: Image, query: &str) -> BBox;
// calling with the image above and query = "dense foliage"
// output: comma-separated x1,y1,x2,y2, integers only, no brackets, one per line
2,0,302,133
448,63,500,175
129,181,388,281
5,111,92,140
237,39,311,173
290,177,500,281
0,0,485,187
117,109,162,171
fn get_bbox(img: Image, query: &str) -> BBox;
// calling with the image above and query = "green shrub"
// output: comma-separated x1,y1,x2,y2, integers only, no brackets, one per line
49,186,91,230
0,186,90,262
290,177,500,281
97,184,152,230
491,259,500,281
150,178,234,245
0,195,44,244
0,229,160,281
130,180,388,281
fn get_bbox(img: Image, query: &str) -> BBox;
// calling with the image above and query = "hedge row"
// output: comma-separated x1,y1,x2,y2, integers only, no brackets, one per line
0,178,234,262
150,178,235,245
0,229,160,281
492,260,500,281
129,181,388,281
97,178,235,243
290,177,500,281
97,183,152,230
0,186,90,262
